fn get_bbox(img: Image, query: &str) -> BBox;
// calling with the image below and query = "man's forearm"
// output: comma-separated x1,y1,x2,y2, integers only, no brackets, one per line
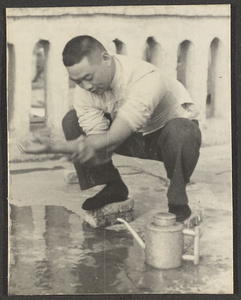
87,117,134,153
62,118,134,166
49,139,80,154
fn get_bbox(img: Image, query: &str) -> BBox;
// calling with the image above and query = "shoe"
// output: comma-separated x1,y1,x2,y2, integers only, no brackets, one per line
82,179,128,210
168,204,191,222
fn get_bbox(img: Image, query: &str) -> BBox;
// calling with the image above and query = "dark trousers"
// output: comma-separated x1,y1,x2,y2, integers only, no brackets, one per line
62,109,201,205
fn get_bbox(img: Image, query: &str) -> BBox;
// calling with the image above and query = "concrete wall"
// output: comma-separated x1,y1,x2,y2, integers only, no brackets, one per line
6,5,231,158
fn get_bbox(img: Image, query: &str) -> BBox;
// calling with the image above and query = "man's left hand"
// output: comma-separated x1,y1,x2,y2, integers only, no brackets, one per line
71,135,112,167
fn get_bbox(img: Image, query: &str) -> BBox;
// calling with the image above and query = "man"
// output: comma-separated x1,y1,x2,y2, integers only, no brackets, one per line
19,35,201,222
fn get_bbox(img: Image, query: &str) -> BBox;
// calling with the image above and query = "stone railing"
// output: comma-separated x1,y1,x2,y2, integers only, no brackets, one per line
6,6,231,160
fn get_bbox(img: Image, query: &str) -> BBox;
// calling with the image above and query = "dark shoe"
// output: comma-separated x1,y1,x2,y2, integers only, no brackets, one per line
82,179,128,210
168,204,192,222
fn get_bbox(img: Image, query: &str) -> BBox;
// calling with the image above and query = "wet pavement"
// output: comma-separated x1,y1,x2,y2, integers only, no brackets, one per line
8,144,233,295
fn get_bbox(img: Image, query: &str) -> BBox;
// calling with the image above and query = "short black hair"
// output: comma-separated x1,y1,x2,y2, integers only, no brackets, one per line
62,35,107,67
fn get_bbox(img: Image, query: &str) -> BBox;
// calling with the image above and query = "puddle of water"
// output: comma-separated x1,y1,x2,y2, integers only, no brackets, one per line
8,204,232,295
8,204,138,295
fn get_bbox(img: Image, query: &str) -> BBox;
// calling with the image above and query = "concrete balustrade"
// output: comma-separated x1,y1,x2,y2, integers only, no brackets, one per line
45,40,70,137
9,40,35,137
6,6,231,156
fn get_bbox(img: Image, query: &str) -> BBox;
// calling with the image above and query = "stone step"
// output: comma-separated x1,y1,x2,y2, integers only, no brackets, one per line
84,198,134,228
86,198,134,216
84,210,134,228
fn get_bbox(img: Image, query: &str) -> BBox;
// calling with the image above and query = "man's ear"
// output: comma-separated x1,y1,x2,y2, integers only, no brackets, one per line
101,52,111,67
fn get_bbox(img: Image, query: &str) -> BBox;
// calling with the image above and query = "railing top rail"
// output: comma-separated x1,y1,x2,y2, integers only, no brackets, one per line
6,5,230,18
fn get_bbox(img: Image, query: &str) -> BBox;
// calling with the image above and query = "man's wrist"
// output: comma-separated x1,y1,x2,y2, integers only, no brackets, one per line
49,139,78,154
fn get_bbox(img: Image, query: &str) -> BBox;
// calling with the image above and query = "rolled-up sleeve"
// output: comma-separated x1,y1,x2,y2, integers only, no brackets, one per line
117,71,165,131
74,88,110,135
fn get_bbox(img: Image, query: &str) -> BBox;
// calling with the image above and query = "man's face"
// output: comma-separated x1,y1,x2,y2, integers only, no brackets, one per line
67,54,113,95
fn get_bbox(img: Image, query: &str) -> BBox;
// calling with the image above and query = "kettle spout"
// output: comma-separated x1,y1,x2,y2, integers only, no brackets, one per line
117,218,145,250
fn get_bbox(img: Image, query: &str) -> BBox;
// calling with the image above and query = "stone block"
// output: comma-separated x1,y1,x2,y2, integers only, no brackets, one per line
91,198,134,216
64,170,78,184
84,210,134,228
84,198,134,228
183,211,202,229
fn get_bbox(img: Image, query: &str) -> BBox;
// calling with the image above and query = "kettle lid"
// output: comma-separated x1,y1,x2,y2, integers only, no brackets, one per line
154,212,176,226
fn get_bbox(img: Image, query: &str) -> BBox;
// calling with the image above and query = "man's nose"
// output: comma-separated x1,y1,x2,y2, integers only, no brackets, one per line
81,80,93,91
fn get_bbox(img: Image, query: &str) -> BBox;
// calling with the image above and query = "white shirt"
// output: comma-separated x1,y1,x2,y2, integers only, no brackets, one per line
74,54,198,136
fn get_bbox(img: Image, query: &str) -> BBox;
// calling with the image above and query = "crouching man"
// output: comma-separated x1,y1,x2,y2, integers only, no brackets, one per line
19,35,202,222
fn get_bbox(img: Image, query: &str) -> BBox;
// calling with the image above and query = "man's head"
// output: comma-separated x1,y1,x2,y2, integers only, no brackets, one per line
62,35,115,95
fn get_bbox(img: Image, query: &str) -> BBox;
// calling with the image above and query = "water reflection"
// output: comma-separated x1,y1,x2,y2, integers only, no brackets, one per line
9,204,134,295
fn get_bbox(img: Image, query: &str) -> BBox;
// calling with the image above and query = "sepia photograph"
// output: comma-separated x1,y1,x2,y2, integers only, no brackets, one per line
6,5,233,295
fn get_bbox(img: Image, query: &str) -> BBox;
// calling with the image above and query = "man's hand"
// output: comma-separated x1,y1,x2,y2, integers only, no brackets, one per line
18,135,54,154
71,135,112,167
70,118,134,167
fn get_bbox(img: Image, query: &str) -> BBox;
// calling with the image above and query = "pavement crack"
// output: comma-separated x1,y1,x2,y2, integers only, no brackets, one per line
116,165,169,185
10,166,64,175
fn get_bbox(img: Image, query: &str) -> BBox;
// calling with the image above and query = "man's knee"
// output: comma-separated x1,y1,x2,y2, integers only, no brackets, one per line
62,109,78,132
62,109,83,140
162,118,201,146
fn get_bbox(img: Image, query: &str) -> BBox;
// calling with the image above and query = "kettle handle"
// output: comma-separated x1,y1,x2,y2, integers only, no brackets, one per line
182,226,200,265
